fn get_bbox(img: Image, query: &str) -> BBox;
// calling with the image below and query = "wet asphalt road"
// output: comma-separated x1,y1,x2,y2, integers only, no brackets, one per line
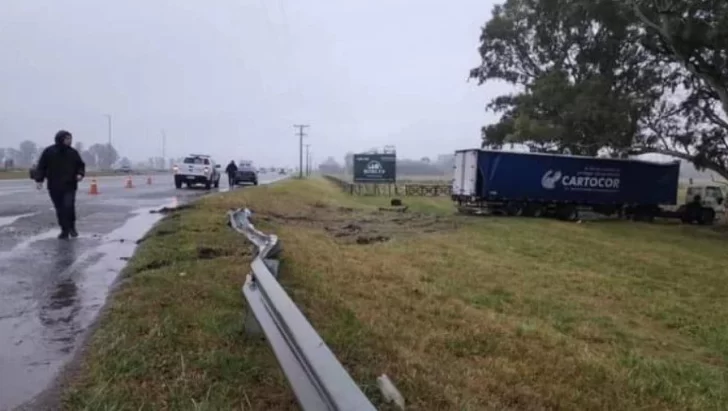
0,173,281,411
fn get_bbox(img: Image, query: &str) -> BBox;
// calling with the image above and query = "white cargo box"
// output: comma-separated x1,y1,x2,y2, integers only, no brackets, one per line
452,149,479,196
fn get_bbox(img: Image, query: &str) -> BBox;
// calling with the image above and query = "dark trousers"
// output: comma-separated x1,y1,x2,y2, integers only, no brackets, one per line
49,190,77,232
228,174,235,187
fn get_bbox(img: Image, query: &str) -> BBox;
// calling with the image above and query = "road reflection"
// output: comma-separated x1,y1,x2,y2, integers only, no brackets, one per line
37,241,81,355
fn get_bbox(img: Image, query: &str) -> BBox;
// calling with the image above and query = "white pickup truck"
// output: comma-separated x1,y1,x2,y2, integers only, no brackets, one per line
173,154,221,189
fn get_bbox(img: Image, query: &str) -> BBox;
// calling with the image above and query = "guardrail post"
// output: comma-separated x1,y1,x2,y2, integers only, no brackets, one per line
243,284,264,336
263,258,281,279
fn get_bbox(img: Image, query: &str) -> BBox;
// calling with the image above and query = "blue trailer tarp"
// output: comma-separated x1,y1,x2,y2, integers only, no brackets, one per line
476,150,680,205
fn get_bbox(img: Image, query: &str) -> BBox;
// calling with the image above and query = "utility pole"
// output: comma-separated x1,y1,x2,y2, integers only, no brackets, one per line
304,144,311,177
293,124,309,178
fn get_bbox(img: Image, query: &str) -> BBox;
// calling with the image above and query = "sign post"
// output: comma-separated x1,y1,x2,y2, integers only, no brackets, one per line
352,154,397,183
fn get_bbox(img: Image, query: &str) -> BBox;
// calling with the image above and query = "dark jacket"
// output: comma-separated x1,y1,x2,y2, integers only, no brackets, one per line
225,162,238,175
34,140,85,192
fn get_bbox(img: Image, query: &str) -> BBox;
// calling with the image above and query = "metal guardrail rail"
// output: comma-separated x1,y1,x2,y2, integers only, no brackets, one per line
228,208,377,411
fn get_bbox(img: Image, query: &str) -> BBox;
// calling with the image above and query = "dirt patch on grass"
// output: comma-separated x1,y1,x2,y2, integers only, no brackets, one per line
258,202,457,245
196,246,233,259
135,259,172,272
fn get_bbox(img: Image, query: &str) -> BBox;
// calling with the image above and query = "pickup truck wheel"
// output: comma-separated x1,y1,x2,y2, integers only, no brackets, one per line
523,203,543,217
214,178,220,188
175,180,182,189
698,208,715,225
205,180,212,190
505,202,524,216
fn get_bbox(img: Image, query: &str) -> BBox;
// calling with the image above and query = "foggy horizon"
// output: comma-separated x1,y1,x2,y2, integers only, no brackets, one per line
1,0,505,167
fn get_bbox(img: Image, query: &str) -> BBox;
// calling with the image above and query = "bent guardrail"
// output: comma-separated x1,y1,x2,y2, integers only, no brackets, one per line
228,208,377,411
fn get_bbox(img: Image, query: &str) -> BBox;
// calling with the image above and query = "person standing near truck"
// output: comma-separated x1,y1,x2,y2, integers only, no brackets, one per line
34,130,85,239
225,160,238,188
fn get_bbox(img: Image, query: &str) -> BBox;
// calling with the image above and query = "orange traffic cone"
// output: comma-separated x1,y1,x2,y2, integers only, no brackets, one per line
88,179,99,195
147,176,152,185
125,176,134,188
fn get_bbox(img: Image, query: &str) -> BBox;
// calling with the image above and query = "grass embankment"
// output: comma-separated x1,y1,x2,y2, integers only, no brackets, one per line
64,178,728,410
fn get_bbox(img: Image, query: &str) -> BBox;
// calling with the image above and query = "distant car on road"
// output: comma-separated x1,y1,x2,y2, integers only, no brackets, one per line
173,154,221,189
234,163,258,186
279,168,287,175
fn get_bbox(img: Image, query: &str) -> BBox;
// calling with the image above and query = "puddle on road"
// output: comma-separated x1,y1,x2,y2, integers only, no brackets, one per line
0,189,36,198
0,230,59,262
0,197,181,411
0,212,38,228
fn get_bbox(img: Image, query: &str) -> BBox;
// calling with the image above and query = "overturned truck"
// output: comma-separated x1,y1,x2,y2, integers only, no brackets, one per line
451,149,725,224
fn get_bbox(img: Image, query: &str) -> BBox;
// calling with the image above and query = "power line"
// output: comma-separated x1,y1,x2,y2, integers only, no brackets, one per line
294,124,309,178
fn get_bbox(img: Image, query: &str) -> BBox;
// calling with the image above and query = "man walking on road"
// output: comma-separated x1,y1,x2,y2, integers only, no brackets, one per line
34,130,85,239
225,160,238,188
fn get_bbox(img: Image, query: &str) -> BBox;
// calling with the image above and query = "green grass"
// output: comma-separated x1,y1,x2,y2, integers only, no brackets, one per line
63,178,728,410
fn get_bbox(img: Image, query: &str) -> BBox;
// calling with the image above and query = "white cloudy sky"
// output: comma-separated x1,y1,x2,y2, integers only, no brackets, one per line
0,0,511,167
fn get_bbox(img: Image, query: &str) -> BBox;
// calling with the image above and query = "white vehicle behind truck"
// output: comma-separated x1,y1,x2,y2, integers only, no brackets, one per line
173,154,221,189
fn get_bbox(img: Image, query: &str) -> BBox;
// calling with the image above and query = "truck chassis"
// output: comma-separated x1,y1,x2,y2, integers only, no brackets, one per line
453,197,717,225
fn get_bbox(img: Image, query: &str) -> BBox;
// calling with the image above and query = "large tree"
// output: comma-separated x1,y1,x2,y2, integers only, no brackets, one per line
629,0,728,178
87,143,119,169
471,0,728,178
18,140,39,167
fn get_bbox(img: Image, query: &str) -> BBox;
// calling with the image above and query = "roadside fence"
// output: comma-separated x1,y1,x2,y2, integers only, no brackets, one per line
323,175,451,197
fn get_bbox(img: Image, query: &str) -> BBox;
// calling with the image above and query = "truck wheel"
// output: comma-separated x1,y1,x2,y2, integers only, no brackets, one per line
698,209,715,225
558,205,579,221
214,178,220,188
681,204,700,224
205,179,212,190
175,179,182,189
505,202,524,216
523,203,543,217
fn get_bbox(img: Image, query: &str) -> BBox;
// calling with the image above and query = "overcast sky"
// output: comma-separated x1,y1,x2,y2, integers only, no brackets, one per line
0,0,510,167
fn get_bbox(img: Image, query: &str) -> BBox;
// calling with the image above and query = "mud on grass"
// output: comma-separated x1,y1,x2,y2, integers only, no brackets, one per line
254,202,457,245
